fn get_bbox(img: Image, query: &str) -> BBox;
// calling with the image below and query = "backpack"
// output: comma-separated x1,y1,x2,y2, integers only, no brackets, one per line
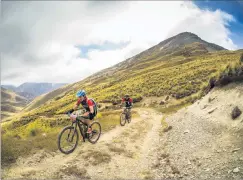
89,98,98,116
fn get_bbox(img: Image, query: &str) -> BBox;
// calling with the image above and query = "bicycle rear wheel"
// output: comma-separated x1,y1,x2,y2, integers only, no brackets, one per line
58,126,79,154
88,121,101,144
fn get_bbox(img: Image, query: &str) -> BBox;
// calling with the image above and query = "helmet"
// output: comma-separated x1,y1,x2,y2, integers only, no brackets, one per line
124,94,129,98
76,90,86,97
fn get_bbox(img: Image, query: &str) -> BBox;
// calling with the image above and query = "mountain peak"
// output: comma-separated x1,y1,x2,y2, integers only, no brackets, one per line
156,31,226,54
175,32,200,38
111,32,227,70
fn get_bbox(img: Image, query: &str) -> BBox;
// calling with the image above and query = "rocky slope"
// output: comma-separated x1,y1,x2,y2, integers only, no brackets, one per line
157,82,243,179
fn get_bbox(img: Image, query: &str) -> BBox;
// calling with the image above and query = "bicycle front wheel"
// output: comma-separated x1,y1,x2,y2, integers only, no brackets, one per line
58,126,79,154
128,112,132,123
120,113,126,126
88,121,101,144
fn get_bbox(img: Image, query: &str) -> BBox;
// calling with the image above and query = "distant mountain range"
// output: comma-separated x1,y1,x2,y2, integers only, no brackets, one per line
1,83,67,100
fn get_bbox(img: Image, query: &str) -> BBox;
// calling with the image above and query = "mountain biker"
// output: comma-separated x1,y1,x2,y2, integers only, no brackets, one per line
66,90,97,134
121,94,133,117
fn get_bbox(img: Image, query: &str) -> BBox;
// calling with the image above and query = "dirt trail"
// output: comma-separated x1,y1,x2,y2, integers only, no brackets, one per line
2,108,163,180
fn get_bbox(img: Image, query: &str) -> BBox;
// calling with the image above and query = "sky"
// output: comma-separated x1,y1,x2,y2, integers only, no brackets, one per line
1,1,243,86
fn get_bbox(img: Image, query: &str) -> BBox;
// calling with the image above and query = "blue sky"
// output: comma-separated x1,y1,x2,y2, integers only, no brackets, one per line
194,0,243,48
76,41,130,59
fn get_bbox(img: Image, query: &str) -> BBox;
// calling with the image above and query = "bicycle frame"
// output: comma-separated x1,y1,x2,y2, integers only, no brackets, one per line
78,119,89,142
68,113,88,142
123,107,131,116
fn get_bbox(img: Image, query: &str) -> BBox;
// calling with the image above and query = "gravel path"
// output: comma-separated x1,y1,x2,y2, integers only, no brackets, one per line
153,83,243,180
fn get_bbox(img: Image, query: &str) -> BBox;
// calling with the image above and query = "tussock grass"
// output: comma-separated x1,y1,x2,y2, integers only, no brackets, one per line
139,170,154,180
107,144,126,154
82,150,111,166
60,164,87,177
1,130,59,166
157,102,190,114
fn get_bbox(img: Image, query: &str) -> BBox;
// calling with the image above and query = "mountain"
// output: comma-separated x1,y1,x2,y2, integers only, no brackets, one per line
87,32,226,82
17,82,67,97
1,82,67,100
18,32,242,116
113,32,226,67
1,87,29,120
1,32,243,167
157,32,226,52
16,91,35,100
1,85,17,92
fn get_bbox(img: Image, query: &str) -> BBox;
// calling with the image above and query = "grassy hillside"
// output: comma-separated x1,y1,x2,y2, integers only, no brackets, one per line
19,49,243,117
1,32,243,166
1,88,28,120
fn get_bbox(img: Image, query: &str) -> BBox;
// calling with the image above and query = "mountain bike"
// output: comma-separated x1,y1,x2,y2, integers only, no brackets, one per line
57,113,101,154
120,107,132,126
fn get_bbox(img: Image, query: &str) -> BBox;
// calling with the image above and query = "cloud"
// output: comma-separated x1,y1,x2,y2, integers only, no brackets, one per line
1,1,238,86
166,6,237,49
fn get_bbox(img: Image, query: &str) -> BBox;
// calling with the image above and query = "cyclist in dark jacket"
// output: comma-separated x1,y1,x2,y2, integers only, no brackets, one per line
121,94,133,117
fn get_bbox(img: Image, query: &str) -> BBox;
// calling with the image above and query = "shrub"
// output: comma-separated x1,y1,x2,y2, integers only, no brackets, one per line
231,106,242,119
133,96,143,103
54,96,62,101
29,128,38,136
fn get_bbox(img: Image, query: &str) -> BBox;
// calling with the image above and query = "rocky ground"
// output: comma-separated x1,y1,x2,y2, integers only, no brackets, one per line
155,83,243,180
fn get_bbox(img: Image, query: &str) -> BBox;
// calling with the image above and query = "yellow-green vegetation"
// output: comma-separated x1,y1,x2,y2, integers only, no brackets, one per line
139,170,154,180
1,110,138,166
18,49,243,119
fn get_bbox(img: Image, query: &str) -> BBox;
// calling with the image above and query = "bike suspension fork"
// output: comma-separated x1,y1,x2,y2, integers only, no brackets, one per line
78,123,86,142
70,122,78,142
